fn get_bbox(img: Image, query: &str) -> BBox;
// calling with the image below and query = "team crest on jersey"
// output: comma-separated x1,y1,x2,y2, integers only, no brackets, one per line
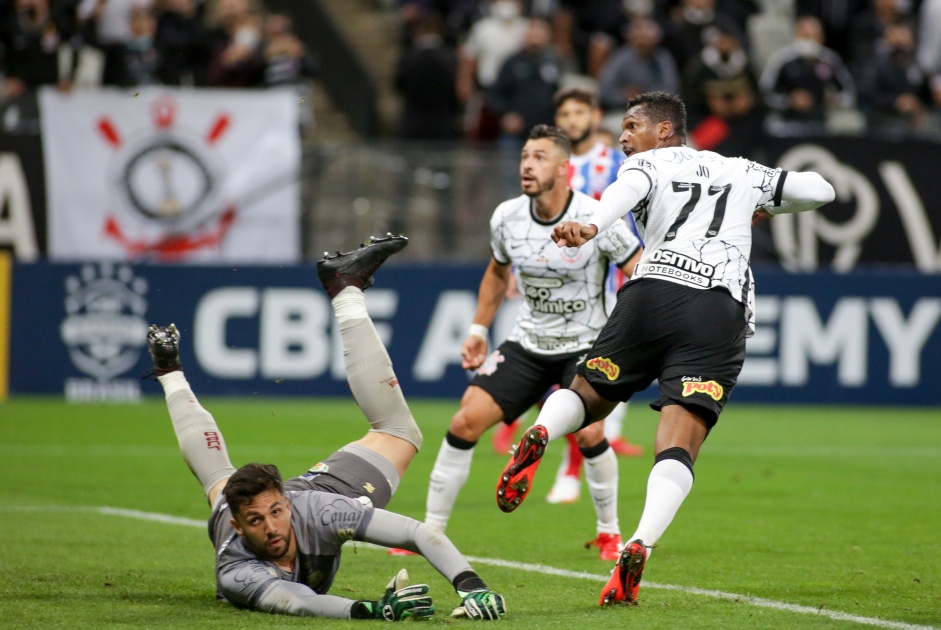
559,246,583,263
586,356,620,381
681,380,724,401
476,350,505,376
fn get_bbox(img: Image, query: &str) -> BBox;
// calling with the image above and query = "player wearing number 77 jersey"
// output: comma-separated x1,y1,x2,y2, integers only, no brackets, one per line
495,91,835,606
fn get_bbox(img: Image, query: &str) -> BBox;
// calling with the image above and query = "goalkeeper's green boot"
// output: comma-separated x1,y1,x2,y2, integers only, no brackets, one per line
496,426,548,512
599,539,647,606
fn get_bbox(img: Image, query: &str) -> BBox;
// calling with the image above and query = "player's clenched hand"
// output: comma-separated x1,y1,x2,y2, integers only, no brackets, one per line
452,588,507,620
461,335,488,370
552,221,598,248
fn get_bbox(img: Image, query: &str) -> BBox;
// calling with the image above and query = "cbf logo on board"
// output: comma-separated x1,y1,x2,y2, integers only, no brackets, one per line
60,263,150,401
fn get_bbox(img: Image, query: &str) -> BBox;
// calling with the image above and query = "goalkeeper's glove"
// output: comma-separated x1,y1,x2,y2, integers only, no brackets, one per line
451,588,507,621
356,569,434,621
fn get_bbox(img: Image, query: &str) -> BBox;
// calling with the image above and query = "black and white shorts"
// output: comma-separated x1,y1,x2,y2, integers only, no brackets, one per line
470,340,586,424
578,278,747,428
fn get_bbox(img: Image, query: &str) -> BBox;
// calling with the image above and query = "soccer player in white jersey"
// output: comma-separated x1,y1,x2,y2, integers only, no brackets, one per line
416,124,642,562
541,86,647,507
495,92,835,605
145,236,506,621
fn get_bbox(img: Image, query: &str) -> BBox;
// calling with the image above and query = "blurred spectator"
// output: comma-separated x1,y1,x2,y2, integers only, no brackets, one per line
759,15,855,135
262,12,316,88
0,0,78,101
661,0,722,74
263,12,317,130
110,5,164,86
78,0,151,47
489,15,560,197
489,16,561,143
917,0,941,76
597,16,679,116
203,0,264,88
394,12,459,139
847,0,908,75
858,20,932,139
152,0,209,85
683,20,763,156
795,0,866,64
395,0,483,46
456,0,528,140
553,0,626,77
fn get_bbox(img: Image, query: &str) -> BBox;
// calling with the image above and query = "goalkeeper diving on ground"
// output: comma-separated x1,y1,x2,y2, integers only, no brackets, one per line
145,235,506,621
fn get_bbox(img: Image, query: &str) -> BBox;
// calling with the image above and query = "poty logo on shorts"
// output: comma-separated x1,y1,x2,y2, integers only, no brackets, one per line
586,356,620,381
681,380,724,401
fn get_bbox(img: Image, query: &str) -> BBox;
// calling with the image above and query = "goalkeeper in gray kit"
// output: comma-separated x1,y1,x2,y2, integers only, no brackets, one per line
146,235,506,621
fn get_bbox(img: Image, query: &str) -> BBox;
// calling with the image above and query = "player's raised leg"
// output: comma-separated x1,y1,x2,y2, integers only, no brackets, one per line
496,381,617,512
317,234,422,484
148,324,236,507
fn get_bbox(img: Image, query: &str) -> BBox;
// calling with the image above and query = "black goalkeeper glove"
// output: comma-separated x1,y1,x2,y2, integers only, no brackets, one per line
451,588,507,621
357,569,434,621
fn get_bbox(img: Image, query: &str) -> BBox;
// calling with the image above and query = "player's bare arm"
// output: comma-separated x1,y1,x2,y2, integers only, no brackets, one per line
462,258,511,370
552,221,599,247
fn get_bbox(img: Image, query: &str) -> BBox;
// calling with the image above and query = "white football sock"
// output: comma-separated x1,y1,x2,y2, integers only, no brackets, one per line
424,438,475,532
332,285,368,323
603,401,628,442
532,389,585,441
585,446,619,535
158,371,235,499
333,286,422,450
629,458,694,551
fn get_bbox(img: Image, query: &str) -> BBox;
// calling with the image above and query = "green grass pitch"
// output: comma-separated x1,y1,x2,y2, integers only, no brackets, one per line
1,396,939,629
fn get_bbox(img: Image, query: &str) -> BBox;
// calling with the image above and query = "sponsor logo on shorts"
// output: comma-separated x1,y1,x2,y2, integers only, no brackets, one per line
586,356,620,381
527,333,579,352
476,350,505,376
363,482,376,494
681,380,724,401
307,462,329,474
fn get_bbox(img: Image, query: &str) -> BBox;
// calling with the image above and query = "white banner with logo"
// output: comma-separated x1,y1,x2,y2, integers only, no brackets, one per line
40,87,300,262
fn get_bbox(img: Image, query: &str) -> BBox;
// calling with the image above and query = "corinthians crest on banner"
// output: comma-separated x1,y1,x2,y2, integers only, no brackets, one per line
40,87,300,262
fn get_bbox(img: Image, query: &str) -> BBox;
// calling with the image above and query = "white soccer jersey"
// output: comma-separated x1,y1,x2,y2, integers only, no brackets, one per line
614,147,784,332
491,190,641,355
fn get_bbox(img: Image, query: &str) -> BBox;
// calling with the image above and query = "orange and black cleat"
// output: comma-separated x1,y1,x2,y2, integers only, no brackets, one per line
599,539,647,606
496,426,548,513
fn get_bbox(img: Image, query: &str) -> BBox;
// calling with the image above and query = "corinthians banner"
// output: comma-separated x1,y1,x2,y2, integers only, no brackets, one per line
39,88,300,262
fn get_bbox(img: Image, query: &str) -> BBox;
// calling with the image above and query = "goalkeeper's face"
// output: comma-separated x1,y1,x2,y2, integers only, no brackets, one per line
231,489,295,562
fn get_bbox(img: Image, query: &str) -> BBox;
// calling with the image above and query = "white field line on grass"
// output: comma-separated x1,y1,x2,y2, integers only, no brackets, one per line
6,505,938,630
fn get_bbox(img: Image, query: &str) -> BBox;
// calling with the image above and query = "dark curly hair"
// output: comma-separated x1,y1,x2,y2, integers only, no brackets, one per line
223,463,284,516
625,91,687,142
527,124,573,156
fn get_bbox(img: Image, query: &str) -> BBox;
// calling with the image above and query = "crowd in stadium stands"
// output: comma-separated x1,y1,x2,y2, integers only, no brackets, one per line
393,0,941,149
0,0,317,130
3,0,941,145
